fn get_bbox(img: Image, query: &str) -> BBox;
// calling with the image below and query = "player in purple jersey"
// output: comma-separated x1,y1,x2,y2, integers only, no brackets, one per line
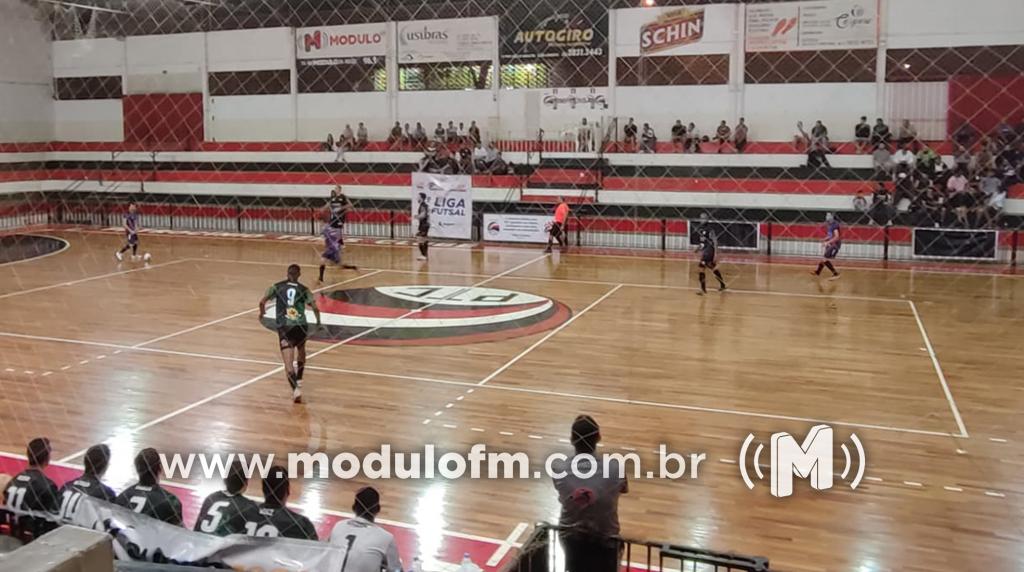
318,186,356,282
115,202,140,261
812,213,841,280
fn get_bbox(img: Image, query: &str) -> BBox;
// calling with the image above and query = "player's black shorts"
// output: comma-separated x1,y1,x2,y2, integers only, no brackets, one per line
126,232,138,245
417,222,430,237
699,252,717,268
549,222,563,238
824,243,841,259
277,325,308,348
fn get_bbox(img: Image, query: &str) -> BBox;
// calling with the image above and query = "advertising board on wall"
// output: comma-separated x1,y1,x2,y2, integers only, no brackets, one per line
501,8,607,61
397,17,496,63
295,22,388,66
484,213,554,244
745,0,879,52
412,172,474,240
615,4,739,57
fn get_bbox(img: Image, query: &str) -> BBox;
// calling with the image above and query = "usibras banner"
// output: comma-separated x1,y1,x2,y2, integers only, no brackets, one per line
10,497,347,570
411,172,474,240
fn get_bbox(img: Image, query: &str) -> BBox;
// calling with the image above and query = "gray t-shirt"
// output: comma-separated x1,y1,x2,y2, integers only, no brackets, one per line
551,454,627,537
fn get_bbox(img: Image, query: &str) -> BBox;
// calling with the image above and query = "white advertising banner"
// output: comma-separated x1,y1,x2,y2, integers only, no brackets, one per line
14,497,347,569
484,214,554,244
397,16,497,63
745,0,879,52
296,22,388,61
614,4,739,57
412,172,473,240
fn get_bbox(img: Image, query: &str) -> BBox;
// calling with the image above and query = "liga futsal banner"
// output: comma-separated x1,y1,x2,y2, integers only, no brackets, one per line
411,172,473,240
12,496,348,569
484,213,553,244
745,0,879,52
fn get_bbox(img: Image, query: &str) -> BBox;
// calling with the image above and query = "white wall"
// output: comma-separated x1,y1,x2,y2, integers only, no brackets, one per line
54,100,123,141
744,84,877,141
297,92,390,140
396,90,496,139
0,0,53,142
207,28,293,72
126,33,204,94
210,95,294,141
615,85,732,138
886,0,1024,49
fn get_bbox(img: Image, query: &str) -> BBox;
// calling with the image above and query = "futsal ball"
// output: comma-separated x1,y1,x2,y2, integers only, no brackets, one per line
143,253,152,262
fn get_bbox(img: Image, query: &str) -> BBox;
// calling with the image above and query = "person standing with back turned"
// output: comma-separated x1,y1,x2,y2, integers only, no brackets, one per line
546,197,570,254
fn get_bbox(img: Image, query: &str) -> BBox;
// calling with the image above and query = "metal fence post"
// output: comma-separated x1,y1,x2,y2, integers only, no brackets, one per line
883,225,890,262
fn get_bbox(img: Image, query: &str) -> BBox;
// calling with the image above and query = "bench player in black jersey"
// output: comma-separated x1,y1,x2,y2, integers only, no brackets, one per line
58,444,115,522
114,448,183,526
194,459,258,536
2,437,60,539
695,221,727,295
318,186,357,283
259,264,321,403
241,465,318,540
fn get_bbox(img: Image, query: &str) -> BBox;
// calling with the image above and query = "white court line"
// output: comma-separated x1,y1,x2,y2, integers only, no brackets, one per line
0,329,958,439
56,253,551,464
0,451,515,548
133,270,384,348
190,257,905,304
0,257,190,300
908,300,969,438
478,284,623,386
0,234,70,268
486,522,529,567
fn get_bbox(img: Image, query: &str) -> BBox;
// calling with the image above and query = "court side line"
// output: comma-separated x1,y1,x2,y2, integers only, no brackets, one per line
908,300,969,438
478,284,623,386
0,234,70,268
0,329,957,439
190,257,906,304
56,253,551,464
132,270,384,348
486,522,529,567
0,451,516,548
0,257,190,300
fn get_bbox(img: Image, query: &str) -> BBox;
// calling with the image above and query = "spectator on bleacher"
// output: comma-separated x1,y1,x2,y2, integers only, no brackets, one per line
852,190,869,213
911,183,946,227
946,169,969,195
869,183,894,225
953,123,976,149
916,145,941,178
388,122,403,150
953,143,972,174
489,152,510,175
194,459,257,536
897,120,918,150
433,122,445,143
983,175,1007,228
243,465,317,540
948,177,979,227
733,118,748,154
806,124,831,169
794,121,810,151
552,415,626,572
872,142,892,178
892,169,916,209
456,122,467,145
997,122,1016,147
2,438,60,540
322,133,335,152
403,123,413,148
854,116,871,153
810,120,829,145
640,123,656,154
356,123,368,149
473,142,489,171
446,121,458,144
469,120,481,146
115,448,183,526
871,118,892,148
623,118,638,152
975,138,998,174
329,487,403,572
458,146,474,174
59,444,115,505
686,122,702,153
670,120,685,152
892,144,916,171
341,125,355,151
714,120,731,153
413,122,427,148
578,118,593,152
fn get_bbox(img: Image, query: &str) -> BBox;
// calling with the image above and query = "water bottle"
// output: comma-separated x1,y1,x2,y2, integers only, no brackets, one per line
409,556,423,572
457,553,480,572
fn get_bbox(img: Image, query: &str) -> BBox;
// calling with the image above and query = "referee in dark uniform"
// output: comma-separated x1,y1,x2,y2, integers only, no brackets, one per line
415,192,430,260
695,218,727,295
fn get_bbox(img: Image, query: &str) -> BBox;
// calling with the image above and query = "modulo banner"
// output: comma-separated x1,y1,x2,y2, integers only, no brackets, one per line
296,22,388,66
412,172,474,240
746,0,879,52
397,17,497,63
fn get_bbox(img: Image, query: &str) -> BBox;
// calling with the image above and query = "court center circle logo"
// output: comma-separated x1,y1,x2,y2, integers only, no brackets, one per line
260,285,573,346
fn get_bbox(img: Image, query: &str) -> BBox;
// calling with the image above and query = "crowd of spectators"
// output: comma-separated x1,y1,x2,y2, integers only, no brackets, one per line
417,140,512,175
621,117,749,154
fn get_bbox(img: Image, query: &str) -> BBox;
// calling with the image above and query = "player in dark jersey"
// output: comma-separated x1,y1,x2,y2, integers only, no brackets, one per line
194,459,258,536
114,447,183,526
318,186,357,282
241,465,317,540
58,444,116,522
115,202,140,261
259,264,321,403
2,437,60,540
812,213,842,280
415,192,430,260
694,220,727,295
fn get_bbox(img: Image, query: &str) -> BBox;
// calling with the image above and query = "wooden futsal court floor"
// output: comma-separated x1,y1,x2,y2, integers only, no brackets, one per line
1,229,1022,571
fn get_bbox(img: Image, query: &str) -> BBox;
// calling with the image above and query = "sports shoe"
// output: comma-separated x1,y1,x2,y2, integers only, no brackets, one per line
696,290,706,296
115,251,123,261
292,387,303,404
719,284,727,292
828,273,841,281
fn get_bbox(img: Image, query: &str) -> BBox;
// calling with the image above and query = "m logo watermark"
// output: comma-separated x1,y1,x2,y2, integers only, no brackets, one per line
739,424,866,498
